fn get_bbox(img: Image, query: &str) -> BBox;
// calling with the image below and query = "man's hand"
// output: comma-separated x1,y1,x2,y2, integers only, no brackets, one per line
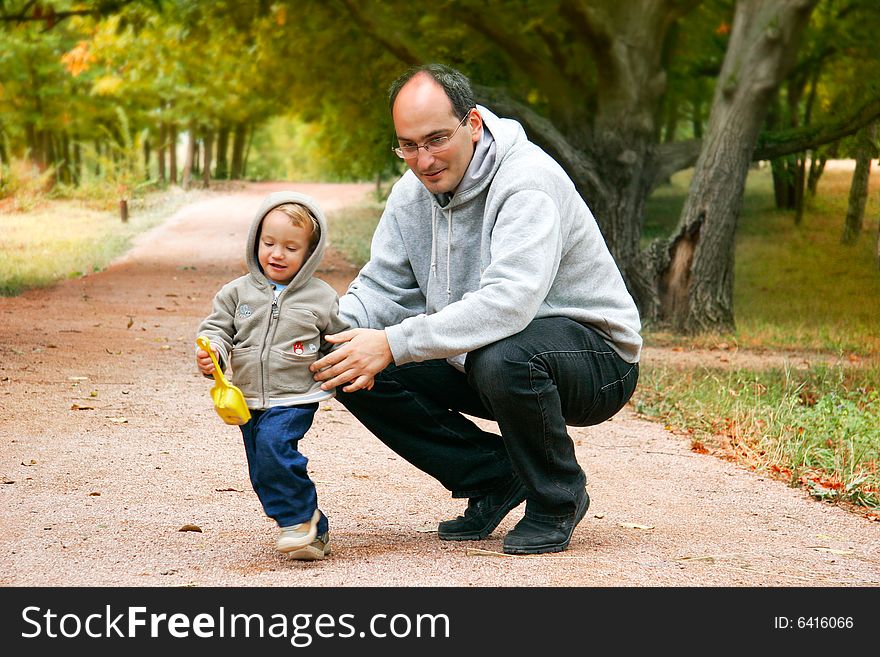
311,328,392,393
196,346,218,376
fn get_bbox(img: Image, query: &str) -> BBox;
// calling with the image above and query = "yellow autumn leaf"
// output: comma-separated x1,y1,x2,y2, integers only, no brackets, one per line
92,76,124,97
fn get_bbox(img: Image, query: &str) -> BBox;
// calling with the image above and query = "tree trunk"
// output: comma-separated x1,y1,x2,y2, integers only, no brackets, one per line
168,123,178,185
230,122,246,180
94,140,102,176
242,123,255,178
72,138,81,185
793,153,807,224
143,136,151,181
157,123,167,183
841,121,878,244
181,122,196,189
215,124,229,179
202,130,214,188
648,0,817,333
60,132,71,185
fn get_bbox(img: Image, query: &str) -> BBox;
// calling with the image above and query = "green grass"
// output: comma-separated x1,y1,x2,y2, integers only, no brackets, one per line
644,166,880,356
639,165,880,512
325,202,384,268
634,363,880,510
0,189,199,296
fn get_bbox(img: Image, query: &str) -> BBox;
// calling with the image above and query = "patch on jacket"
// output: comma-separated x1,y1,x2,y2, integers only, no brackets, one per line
238,304,253,318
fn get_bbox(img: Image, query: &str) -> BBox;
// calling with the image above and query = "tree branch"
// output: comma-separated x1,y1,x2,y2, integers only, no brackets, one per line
473,83,606,197
0,0,137,27
335,0,421,66
651,95,880,189
450,4,572,99
754,95,880,160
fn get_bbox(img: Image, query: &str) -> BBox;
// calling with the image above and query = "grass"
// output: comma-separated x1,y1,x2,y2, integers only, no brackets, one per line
325,202,384,268
638,163,880,514
0,188,200,296
644,165,880,356
634,363,880,512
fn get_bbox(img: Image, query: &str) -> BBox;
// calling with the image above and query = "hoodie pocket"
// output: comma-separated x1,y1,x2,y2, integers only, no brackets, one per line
269,348,319,393
230,346,260,396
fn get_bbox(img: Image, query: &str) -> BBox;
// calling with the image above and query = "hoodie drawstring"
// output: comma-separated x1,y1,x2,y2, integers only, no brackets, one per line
445,208,452,302
430,205,438,279
430,204,453,304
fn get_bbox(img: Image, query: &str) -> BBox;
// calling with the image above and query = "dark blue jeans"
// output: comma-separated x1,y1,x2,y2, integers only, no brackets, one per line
239,404,328,533
337,317,638,519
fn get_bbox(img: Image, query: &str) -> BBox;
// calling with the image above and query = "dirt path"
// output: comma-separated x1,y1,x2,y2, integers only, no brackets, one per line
1,182,878,587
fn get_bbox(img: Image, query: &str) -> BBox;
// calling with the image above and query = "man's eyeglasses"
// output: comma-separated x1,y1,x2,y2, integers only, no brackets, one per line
392,109,473,159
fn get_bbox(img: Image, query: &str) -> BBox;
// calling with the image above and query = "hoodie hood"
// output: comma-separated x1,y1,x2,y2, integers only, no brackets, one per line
439,105,525,209
244,190,329,292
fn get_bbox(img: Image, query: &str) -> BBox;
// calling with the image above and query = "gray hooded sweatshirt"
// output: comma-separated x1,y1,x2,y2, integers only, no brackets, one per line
197,191,349,408
340,105,642,366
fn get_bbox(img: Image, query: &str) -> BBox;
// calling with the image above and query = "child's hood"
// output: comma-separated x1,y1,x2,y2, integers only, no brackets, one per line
245,191,329,291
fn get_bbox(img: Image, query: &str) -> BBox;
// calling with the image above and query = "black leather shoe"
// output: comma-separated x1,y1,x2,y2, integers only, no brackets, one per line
438,478,528,540
502,488,590,555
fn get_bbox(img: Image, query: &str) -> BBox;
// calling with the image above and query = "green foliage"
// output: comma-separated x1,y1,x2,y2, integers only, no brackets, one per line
634,363,880,509
0,159,57,211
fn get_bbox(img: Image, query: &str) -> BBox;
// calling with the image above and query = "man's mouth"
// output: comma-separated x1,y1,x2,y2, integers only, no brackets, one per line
422,169,445,179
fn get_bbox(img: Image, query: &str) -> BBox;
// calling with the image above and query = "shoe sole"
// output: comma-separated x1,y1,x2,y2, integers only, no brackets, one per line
503,490,590,555
286,543,331,561
438,483,527,541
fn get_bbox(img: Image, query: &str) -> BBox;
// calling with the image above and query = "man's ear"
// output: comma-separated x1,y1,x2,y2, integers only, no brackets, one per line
469,110,483,144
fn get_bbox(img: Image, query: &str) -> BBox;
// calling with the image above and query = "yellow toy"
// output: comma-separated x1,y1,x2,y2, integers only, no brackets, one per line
196,336,251,425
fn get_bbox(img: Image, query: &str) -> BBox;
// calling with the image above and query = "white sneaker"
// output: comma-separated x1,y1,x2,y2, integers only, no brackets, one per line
276,509,320,553
286,531,331,561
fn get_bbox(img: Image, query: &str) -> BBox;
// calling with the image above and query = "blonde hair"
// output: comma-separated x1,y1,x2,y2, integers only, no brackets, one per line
270,203,321,252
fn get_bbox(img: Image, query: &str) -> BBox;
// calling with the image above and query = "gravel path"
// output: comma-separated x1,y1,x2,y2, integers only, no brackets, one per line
1,183,878,587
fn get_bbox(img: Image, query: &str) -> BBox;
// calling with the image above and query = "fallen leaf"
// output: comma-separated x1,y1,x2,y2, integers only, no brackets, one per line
21,459,37,466
68,376,89,381
126,316,134,329
161,345,171,350
70,404,95,411
809,546,854,556
214,487,243,492
1,479,14,485
593,513,606,519
178,524,202,533
415,526,438,534
619,522,654,530
107,416,128,424
466,548,510,558
90,391,98,397
88,491,101,496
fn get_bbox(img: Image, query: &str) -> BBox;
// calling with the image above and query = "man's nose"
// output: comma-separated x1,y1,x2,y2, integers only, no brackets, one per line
416,148,435,168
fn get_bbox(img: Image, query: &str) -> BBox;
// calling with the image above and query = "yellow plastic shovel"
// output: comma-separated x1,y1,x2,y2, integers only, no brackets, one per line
196,336,251,426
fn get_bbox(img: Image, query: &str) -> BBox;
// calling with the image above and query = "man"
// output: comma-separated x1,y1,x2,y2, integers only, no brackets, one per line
311,64,641,555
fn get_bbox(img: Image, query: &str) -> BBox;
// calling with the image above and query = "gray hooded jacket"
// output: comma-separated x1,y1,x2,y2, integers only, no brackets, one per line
197,191,349,409
340,106,642,366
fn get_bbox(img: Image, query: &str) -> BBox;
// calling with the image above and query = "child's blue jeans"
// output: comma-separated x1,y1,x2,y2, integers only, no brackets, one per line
239,403,328,533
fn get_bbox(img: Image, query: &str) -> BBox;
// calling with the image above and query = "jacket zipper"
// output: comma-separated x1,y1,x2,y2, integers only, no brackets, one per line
258,294,279,408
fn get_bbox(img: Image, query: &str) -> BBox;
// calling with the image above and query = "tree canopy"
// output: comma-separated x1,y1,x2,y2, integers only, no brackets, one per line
2,0,879,332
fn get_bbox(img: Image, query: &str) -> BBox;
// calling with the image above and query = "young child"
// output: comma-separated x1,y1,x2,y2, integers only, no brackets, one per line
196,191,348,560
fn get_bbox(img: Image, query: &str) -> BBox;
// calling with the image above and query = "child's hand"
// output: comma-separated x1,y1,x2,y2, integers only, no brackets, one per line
196,346,218,375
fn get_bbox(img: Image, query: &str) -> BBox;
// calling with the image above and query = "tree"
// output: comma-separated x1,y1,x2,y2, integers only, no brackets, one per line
300,0,880,333
841,121,878,244
646,0,817,332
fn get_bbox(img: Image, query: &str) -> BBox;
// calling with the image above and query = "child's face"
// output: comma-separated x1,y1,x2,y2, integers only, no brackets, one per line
257,210,313,284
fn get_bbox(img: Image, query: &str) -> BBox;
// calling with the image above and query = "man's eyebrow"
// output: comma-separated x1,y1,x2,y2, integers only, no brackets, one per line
396,127,452,143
